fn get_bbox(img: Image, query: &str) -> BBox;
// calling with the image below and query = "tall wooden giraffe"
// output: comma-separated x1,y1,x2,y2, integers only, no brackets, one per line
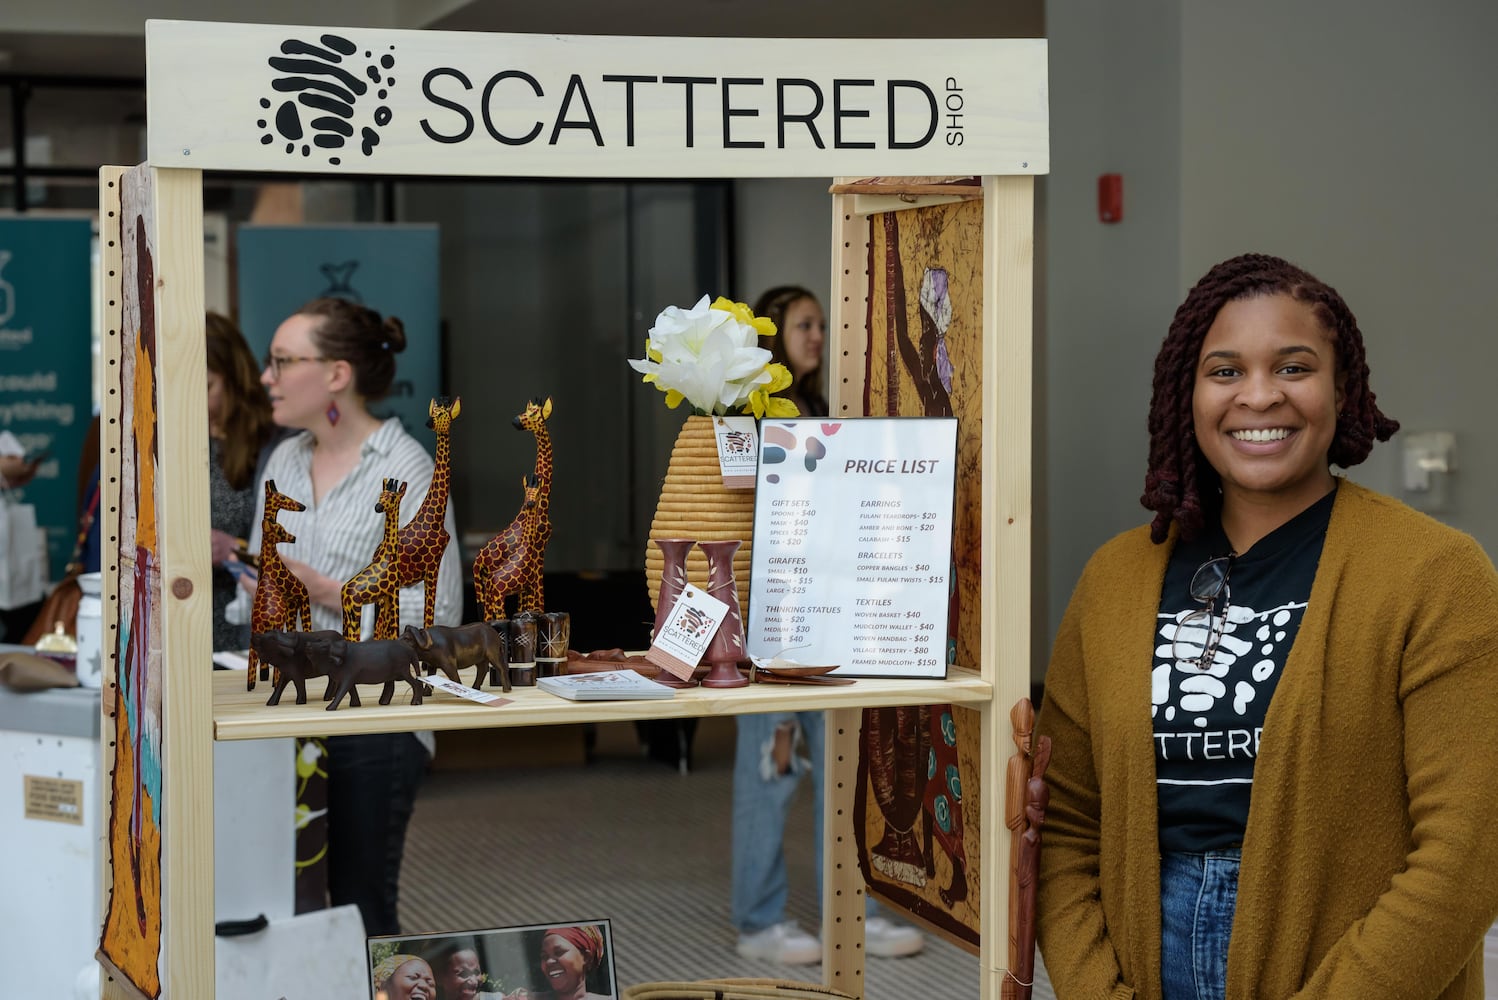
513,396,553,614
248,480,311,691
340,478,407,641
396,396,460,627
473,474,541,621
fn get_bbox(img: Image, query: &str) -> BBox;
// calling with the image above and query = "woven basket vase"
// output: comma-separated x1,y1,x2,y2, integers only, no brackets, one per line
646,414,754,615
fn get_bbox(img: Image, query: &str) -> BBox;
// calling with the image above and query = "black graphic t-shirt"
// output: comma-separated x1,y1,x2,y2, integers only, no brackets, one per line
1154,488,1335,852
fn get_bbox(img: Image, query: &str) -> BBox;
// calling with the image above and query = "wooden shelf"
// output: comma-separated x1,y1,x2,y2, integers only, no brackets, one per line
212,667,992,742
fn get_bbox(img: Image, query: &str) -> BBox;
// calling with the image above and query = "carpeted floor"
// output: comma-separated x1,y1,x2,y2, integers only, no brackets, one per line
399,716,1053,1000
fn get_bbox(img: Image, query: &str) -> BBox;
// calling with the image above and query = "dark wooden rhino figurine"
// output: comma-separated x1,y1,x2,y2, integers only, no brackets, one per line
325,638,426,711
250,629,348,706
401,622,511,693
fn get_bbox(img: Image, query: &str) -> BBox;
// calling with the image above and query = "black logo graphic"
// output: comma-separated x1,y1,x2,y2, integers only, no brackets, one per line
319,260,363,302
258,34,396,166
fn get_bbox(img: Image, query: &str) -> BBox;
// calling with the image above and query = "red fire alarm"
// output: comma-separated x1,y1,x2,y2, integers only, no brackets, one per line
1098,173,1123,224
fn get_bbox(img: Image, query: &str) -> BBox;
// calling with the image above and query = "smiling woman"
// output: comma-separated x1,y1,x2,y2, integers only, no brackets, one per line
504,925,613,1000
1036,253,1498,1000
425,938,503,1000
374,954,437,1000
1189,293,1346,536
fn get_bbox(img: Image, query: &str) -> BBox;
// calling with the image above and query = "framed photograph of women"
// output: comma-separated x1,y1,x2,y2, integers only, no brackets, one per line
368,919,617,1000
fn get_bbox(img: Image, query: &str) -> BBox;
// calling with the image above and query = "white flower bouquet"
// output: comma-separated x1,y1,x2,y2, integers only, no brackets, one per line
628,295,800,418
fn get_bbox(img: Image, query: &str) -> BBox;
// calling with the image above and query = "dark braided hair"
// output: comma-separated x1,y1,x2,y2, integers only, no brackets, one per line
1142,253,1399,543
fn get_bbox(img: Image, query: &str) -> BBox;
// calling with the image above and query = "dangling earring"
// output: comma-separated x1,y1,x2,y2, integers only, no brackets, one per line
326,399,341,426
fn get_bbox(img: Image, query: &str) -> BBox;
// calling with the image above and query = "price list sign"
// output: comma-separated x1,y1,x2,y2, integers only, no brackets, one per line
746,417,958,679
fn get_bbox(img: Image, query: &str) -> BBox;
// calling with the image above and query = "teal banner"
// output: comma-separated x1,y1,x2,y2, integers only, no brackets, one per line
237,225,441,450
0,218,93,582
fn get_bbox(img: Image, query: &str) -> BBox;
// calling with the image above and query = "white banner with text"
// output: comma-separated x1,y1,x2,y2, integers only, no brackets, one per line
146,20,1048,177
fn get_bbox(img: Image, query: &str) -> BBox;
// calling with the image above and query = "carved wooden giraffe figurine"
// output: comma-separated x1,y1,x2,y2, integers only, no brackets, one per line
340,478,407,642
395,396,460,627
512,396,553,613
473,474,541,621
248,480,311,691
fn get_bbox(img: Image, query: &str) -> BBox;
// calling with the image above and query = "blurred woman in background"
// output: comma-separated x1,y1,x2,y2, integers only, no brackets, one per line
227,296,460,935
755,285,827,418
205,312,277,651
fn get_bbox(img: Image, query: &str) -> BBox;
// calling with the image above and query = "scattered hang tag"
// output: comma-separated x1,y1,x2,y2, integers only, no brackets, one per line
647,583,730,680
423,673,513,707
714,415,759,489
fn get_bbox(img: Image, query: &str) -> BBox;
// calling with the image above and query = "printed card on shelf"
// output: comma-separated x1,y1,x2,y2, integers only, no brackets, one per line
646,583,730,680
423,673,513,707
714,415,759,488
537,670,676,701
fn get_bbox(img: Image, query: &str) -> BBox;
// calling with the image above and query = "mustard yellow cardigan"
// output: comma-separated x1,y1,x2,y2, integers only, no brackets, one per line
1036,481,1498,1000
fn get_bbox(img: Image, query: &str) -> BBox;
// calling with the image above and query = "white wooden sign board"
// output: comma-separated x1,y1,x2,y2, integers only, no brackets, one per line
146,20,1049,177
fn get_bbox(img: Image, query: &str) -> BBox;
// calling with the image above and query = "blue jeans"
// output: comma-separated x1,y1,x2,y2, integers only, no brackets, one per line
732,712,826,933
1160,849,1241,1000
732,712,883,934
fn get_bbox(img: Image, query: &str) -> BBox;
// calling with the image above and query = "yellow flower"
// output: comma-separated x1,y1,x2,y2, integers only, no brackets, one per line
763,363,794,394
763,395,800,418
746,384,801,419
744,364,799,418
712,296,777,339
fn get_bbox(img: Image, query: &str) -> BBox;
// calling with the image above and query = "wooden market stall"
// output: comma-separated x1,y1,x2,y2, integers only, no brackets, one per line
96,21,1048,999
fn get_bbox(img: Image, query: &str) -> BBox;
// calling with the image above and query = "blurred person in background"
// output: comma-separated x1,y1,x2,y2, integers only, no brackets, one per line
205,311,278,652
227,297,460,935
730,287,923,964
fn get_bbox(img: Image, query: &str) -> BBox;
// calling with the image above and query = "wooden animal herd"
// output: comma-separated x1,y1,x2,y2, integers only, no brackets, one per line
247,395,556,711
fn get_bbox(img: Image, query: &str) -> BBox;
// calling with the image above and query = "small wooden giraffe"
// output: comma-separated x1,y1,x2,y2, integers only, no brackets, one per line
473,474,541,621
513,396,553,614
340,478,407,642
248,480,311,691
395,396,460,628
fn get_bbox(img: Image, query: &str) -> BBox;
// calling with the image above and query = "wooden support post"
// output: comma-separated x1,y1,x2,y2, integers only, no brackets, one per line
97,164,131,1000
979,175,1035,1000
96,164,210,999
824,707,867,996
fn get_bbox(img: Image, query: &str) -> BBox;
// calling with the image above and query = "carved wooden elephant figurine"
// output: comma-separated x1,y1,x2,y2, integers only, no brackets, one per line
325,638,425,711
401,622,512,693
250,629,347,706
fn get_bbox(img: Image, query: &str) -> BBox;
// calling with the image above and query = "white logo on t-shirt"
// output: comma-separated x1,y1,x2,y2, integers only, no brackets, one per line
1152,600,1307,728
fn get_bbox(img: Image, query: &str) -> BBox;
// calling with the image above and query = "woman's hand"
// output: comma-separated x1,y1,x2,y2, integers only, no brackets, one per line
210,529,239,565
281,554,342,609
228,555,258,597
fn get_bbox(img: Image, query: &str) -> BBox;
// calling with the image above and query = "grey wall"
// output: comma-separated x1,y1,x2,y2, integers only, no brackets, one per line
1038,0,1498,677
1180,0,1498,542
1043,0,1182,649
732,179,833,310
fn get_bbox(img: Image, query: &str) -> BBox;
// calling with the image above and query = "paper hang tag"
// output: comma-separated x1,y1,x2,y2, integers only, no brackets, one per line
422,673,513,707
714,416,759,489
646,583,731,680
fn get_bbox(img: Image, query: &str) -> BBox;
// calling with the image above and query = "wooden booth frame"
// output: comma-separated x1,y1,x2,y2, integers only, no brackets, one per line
97,21,1046,1000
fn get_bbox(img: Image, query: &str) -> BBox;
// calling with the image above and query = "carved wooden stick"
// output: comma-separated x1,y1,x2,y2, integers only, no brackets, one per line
1013,734,1052,1000
1004,698,1036,1000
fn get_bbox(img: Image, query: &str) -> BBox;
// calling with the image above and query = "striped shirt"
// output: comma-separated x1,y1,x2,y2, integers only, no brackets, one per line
226,417,461,637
